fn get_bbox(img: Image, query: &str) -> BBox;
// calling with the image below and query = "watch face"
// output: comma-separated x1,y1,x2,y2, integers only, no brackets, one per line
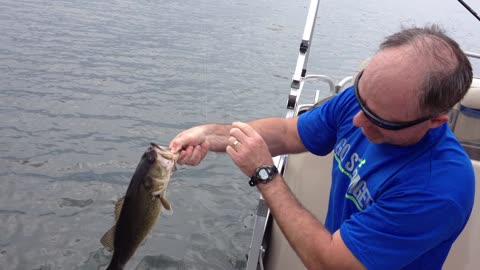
258,168,270,180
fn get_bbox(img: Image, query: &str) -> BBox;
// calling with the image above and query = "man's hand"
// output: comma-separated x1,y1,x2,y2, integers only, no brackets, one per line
226,122,274,177
169,126,210,166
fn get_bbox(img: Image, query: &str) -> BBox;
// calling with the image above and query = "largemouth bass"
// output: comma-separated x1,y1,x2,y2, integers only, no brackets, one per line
100,143,178,270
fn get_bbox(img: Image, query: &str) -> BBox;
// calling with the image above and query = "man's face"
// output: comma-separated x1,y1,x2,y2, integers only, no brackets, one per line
351,47,433,146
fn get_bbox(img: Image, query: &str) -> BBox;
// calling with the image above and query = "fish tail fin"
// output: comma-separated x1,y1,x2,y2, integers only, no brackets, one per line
105,261,124,270
100,225,116,252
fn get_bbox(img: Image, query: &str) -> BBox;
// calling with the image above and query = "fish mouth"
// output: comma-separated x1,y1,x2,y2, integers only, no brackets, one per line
150,143,179,161
160,152,178,161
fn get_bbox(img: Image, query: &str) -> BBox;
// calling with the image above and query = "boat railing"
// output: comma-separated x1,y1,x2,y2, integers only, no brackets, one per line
466,51,480,59
284,0,320,120
246,0,321,267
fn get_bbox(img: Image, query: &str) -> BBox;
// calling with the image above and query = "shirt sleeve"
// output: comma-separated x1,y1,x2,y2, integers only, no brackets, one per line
339,188,466,270
297,87,357,156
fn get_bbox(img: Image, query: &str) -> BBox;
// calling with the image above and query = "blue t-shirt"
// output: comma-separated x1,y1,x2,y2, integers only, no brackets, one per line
297,86,475,270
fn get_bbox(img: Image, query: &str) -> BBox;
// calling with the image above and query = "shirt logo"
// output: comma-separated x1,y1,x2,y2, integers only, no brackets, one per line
334,138,373,211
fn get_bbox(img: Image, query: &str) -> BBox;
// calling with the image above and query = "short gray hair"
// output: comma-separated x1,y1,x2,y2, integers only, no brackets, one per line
380,25,473,116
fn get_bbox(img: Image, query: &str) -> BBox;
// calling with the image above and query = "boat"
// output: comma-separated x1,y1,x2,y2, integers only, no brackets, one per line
244,1,480,269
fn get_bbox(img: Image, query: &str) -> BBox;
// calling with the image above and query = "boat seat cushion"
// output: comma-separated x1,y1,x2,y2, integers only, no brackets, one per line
451,78,480,148
461,78,480,110
443,160,480,269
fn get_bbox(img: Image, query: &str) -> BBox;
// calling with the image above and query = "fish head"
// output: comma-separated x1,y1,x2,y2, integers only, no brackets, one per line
146,143,178,188
150,143,179,165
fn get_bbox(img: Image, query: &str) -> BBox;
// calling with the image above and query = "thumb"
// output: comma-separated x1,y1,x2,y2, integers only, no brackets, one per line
169,138,184,153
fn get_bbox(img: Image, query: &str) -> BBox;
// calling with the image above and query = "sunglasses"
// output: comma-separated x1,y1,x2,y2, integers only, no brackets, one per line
354,69,431,130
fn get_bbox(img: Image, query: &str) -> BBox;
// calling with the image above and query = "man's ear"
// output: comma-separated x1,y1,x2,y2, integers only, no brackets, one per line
429,114,449,128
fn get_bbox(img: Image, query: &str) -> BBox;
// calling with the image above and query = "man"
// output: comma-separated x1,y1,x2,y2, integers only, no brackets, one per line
169,25,474,269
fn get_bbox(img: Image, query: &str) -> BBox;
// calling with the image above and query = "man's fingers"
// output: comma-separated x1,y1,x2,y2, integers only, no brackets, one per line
226,145,239,160
229,127,248,144
176,142,210,166
170,141,182,153
169,134,187,153
232,122,256,137
170,130,202,153
177,145,194,164
226,145,233,155
227,136,240,149
200,141,210,157
190,145,204,165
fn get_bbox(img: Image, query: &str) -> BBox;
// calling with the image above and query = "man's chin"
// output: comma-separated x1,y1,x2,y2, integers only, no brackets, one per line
362,130,383,144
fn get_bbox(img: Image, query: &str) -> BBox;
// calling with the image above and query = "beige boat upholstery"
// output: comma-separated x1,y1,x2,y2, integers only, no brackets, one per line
265,78,480,270
443,78,480,270
450,78,480,143
265,152,332,270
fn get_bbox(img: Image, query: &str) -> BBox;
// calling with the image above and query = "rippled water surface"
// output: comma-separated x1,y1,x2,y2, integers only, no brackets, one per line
0,0,479,269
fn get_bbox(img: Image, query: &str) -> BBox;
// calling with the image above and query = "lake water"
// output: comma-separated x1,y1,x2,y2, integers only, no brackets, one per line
0,0,478,269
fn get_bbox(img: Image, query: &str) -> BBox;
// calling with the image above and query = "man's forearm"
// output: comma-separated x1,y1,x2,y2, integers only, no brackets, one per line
204,117,305,156
203,123,233,152
258,175,366,270
249,117,306,156
258,175,334,269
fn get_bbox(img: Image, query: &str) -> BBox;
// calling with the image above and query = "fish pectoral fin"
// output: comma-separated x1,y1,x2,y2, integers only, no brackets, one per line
160,196,173,215
114,197,125,222
160,196,172,210
100,225,116,252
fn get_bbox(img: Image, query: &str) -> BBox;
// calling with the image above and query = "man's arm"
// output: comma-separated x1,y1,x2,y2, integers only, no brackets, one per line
227,122,365,270
249,117,306,156
206,117,306,155
170,117,306,165
259,174,365,270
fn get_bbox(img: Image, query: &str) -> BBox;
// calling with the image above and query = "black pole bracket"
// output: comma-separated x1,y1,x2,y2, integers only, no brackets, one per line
287,94,296,109
300,40,309,53
291,80,300,89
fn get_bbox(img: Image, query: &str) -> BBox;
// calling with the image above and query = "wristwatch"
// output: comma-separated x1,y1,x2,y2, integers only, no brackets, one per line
249,165,279,186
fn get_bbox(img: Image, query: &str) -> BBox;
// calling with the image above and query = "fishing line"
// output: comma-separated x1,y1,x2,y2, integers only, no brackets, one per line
457,0,480,21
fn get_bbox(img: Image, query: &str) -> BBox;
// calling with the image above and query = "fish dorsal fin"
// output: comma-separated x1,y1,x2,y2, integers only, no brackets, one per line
160,196,173,215
100,197,124,251
114,197,124,222
100,225,116,251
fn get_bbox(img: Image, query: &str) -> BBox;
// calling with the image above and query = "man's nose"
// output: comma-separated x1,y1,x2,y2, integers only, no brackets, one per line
353,111,370,127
